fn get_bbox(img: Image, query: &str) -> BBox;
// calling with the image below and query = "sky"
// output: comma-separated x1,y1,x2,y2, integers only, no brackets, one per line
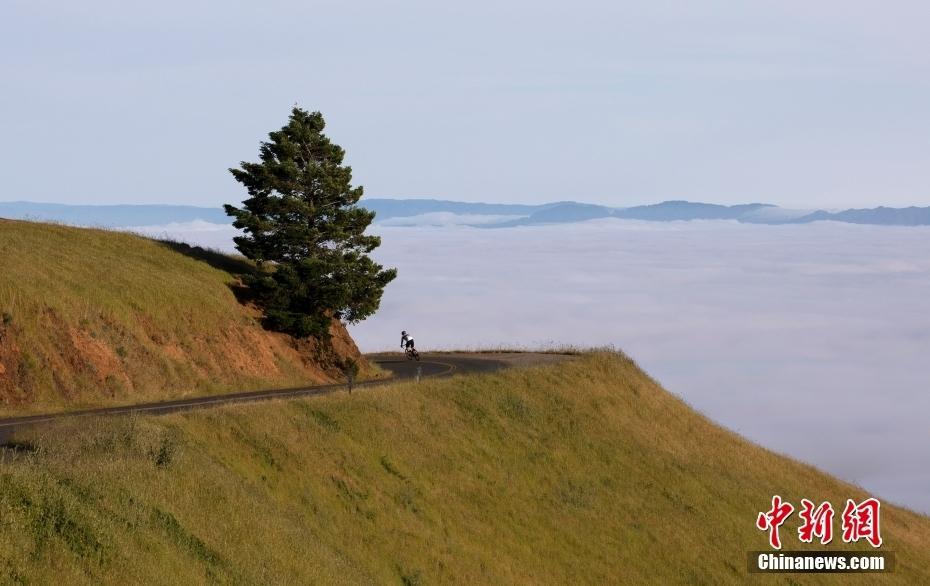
130,219,930,514
3,0,930,209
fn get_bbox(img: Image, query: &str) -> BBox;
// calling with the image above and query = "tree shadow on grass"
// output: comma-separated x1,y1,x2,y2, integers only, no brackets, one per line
0,438,37,454
157,240,255,275
156,240,260,304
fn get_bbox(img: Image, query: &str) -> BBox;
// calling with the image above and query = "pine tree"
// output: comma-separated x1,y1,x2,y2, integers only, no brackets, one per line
224,107,396,338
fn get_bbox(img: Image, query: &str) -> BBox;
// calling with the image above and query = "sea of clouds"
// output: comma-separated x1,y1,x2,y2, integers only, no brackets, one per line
130,218,930,514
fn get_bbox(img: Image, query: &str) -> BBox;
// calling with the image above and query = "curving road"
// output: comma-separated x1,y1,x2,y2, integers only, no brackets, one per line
367,352,508,379
0,353,510,441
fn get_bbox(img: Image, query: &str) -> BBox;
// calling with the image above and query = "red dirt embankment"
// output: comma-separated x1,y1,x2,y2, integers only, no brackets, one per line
0,307,365,413
0,220,374,415
0,307,369,414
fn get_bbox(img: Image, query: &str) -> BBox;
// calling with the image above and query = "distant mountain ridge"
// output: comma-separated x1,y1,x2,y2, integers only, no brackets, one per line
794,206,930,226
363,199,930,227
361,199,930,228
356,198,548,219
2,198,928,228
615,201,774,221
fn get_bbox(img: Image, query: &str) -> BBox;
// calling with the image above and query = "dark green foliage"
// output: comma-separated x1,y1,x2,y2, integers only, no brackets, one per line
151,508,223,567
379,456,405,480
148,434,176,469
398,567,423,586
30,495,105,560
300,406,340,431
225,108,396,338
342,357,360,378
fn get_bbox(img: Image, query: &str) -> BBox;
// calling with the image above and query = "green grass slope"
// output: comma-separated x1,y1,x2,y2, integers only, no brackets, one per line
0,219,366,415
0,353,925,584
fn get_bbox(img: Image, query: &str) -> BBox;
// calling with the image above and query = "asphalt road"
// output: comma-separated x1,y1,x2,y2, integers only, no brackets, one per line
0,353,508,441
368,352,508,379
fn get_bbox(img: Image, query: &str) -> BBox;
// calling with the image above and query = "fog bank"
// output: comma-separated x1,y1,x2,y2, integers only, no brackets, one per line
133,219,930,513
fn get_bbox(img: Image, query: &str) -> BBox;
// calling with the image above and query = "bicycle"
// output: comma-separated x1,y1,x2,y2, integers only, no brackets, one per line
405,346,420,361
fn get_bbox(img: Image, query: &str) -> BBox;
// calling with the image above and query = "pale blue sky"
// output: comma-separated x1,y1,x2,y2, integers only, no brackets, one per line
2,0,929,208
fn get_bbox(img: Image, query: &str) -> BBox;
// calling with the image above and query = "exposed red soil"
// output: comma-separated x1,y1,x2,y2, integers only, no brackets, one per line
0,305,366,410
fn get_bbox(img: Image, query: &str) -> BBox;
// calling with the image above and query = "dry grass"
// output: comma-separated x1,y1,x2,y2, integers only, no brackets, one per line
0,352,925,584
0,219,367,415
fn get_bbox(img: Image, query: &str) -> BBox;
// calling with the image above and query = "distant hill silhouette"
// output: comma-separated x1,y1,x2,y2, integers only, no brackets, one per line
490,202,615,227
2,198,928,228
614,201,773,221
794,206,930,226
364,199,930,227
360,198,546,220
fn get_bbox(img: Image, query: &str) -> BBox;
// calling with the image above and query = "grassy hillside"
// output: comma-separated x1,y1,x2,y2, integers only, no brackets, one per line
0,352,925,584
0,219,368,415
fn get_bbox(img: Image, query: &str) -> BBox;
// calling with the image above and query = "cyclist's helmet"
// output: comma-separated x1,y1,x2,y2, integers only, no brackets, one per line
401,331,407,336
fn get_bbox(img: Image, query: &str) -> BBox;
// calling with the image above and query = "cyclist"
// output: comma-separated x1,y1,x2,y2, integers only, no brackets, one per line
401,330,415,352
